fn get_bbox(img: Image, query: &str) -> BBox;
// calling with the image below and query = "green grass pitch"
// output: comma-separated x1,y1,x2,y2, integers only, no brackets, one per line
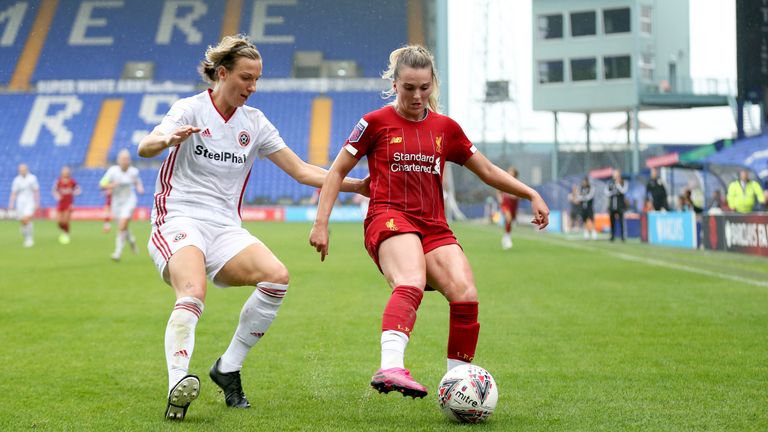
0,220,766,431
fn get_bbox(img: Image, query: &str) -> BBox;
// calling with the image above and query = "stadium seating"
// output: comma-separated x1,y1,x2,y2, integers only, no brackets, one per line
23,0,405,81
0,0,410,209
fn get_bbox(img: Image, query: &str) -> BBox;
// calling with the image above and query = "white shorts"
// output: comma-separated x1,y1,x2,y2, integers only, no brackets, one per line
111,196,136,220
15,199,35,219
147,217,261,287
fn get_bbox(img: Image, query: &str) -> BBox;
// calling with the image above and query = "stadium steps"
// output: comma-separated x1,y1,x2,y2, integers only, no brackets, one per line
85,99,124,168
308,96,332,166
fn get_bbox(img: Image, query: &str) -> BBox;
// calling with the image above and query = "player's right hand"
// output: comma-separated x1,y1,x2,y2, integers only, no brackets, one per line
309,223,329,262
167,125,201,147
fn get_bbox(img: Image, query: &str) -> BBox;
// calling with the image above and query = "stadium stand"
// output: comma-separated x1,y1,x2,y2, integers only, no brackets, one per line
1,0,408,210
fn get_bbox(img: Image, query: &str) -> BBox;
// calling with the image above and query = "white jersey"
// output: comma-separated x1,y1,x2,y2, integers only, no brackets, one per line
11,173,39,207
151,90,287,227
103,165,140,204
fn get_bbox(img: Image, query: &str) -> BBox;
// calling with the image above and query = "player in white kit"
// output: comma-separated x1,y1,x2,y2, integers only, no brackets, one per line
9,163,40,247
100,149,144,261
137,35,368,421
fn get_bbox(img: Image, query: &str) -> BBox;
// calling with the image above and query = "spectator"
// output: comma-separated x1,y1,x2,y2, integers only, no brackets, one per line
578,176,597,240
645,167,669,211
726,169,765,213
708,189,727,213
678,189,703,214
567,184,581,233
605,169,628,242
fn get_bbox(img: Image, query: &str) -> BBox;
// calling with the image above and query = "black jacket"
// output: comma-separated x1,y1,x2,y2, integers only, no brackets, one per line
606,179,628,212
645,179,668,210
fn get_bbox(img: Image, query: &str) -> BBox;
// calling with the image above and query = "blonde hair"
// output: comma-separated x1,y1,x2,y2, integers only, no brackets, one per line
381,45,441,113
198,34,261,84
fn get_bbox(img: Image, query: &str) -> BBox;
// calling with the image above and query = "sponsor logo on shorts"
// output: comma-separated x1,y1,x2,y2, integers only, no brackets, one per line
348,118,368,143
173,232,187,242
385,218,398,231
238,131,251,147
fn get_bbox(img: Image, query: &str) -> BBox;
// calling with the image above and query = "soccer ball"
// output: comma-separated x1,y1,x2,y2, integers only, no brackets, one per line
437,364,498,423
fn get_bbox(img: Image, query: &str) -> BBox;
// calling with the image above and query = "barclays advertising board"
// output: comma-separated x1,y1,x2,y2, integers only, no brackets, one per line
647,212,697,249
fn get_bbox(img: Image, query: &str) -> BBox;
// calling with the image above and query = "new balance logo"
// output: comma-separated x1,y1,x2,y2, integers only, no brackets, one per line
201,128,212,138
250,331,264,338
173,349,189,358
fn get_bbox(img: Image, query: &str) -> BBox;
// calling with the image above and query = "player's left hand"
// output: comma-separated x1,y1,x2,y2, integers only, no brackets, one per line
358,176,371,197
530,195,550,230
309,223,330,261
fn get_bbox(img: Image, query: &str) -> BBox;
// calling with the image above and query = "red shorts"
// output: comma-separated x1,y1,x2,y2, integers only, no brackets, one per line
57,198,73,212
364,211,459,271
500,197,518,217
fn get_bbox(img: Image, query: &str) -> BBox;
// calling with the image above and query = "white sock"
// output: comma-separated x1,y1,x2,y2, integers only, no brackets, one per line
447,358,469,372
381,330,409,369
114,230,126,255
219,282,288,373
165,296,204,394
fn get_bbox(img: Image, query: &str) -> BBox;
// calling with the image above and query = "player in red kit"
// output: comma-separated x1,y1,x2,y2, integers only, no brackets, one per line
53,166,81,244
309,45,549,398
497,166,519,249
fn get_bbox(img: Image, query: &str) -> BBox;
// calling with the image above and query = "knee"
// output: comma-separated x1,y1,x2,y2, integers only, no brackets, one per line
261,264,290,286
445,282,477,303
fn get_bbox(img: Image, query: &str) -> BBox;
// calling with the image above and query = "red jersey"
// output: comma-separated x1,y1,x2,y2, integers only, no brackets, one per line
344,106,476,223
55,177,78,209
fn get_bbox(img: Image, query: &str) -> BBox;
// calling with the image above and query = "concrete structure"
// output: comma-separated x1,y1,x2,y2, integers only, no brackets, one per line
531,0,728,173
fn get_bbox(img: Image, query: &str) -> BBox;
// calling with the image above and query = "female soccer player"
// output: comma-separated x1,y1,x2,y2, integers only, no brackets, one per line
309,45,549,398
9,163,39,247
497,166,519,249
52,165,81,244
137,35,368,421
100,149,143,260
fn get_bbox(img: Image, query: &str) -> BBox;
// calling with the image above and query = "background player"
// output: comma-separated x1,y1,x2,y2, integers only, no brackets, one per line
52,166,81,244
497,166,519,249
9,163,40,247
137,34,368,421
309,45,549,398
578,176,597,240
100,149,143,260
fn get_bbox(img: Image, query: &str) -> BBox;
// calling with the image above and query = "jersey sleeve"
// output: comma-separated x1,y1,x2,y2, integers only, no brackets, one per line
100,167,115,186
343,116,374,160
155,99,191,135
253,113,288,159
31,175,39,191
444,118,476,165
11,177,20,193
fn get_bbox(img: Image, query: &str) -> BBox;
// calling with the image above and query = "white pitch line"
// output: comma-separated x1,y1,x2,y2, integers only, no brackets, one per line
479,226,768,288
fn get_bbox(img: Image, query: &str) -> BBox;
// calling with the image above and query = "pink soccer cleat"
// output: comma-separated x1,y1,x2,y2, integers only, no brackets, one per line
370,367,428,398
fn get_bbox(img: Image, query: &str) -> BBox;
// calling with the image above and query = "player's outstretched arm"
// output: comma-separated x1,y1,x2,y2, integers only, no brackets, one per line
268,147,368,195
309,150,359,261
137,126,200,158
465,152,549,230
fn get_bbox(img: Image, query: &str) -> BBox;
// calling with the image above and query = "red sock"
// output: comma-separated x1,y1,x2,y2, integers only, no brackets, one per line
505,221,512,233
62,222,69,233
381,285,424,337
447,301,480,362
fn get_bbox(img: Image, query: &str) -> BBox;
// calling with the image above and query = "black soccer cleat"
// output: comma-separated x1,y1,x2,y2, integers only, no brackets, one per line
165,375,200,421
209,358,251,408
